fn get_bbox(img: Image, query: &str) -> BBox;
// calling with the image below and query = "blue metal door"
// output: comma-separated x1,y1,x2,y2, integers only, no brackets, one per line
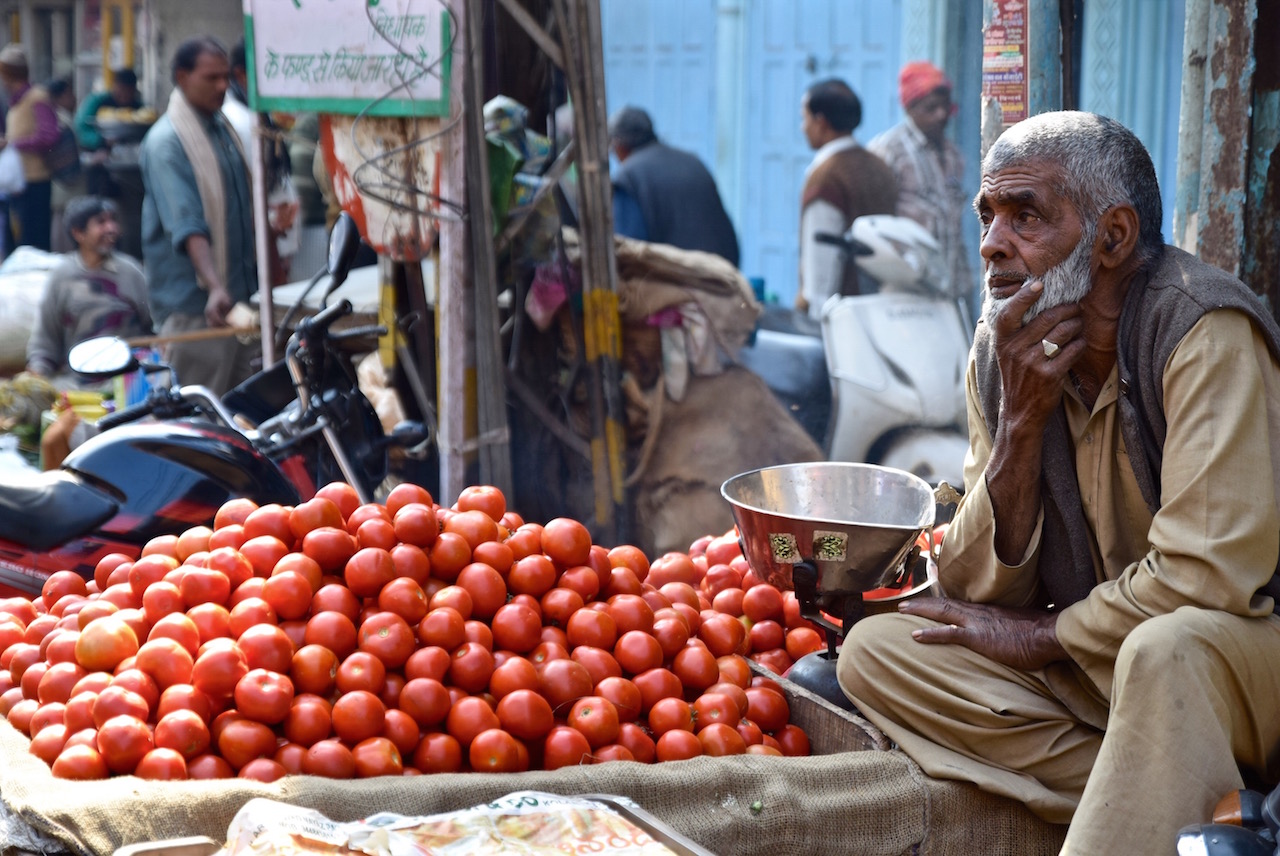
741,0,903,306
601,0,720,174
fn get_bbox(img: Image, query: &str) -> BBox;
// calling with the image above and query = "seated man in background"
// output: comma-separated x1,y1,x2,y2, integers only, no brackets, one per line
26,195,151,378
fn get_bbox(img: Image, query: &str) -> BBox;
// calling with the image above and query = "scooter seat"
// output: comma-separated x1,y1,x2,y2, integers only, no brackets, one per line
0,469,118,552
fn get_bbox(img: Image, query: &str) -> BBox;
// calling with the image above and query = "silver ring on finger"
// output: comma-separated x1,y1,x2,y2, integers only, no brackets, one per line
1042,339,1061,359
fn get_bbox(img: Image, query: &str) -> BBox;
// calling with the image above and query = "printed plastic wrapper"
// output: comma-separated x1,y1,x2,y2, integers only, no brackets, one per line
221,792,687,856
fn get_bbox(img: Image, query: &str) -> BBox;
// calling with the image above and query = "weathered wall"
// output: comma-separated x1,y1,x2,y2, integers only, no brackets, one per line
140,0,243,109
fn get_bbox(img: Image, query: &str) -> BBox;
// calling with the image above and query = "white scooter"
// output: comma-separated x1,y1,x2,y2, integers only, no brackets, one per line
738,215,972,487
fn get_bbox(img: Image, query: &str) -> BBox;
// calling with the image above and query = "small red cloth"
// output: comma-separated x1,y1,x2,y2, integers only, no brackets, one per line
899,61,951,107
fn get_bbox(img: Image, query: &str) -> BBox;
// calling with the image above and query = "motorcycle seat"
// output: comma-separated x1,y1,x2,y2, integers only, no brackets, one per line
0,470,118,551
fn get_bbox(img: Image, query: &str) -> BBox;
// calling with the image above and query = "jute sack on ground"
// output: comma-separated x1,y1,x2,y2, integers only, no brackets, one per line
629,366,824,556
0,718,1064,856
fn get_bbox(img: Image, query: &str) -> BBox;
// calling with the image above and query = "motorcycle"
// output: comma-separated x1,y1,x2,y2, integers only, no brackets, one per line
738,214,972,487
0,214,425,597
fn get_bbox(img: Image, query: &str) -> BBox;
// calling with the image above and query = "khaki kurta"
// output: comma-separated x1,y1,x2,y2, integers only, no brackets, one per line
838,309,1280,855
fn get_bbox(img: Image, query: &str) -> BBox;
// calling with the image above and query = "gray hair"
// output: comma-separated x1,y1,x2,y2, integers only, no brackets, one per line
982,111,1164,267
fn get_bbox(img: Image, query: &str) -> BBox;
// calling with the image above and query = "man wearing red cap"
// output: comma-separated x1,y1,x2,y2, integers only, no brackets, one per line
869,60,974,301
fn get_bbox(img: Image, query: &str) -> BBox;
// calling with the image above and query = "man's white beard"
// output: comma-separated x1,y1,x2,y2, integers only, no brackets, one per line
982,229,1096,328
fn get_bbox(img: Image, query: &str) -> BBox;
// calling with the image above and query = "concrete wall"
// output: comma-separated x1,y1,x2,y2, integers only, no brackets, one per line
140,0,242,108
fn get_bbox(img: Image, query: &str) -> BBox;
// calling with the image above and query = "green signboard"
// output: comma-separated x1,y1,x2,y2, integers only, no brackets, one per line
245,0,451,117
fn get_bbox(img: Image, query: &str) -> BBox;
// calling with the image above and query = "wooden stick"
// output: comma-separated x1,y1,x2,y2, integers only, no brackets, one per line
125,327,259,348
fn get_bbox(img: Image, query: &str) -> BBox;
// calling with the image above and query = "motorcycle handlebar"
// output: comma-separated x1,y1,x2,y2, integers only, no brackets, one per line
298,299,353,338
96,399,155,430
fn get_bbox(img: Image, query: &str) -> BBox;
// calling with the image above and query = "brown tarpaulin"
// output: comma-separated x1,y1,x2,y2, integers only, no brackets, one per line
0,717,1065,856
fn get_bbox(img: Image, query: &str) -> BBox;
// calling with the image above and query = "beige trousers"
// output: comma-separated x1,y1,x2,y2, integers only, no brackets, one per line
837,607,1280,856
159,312,259,397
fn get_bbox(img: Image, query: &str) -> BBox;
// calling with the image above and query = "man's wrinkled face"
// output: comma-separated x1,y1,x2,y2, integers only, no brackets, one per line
177,50,230,116
975,163,1097,326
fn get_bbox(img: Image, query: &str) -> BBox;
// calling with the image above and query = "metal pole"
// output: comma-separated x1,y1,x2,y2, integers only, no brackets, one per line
437,0,472,505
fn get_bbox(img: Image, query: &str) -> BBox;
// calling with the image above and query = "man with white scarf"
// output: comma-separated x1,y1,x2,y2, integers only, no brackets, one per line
139,35,256,395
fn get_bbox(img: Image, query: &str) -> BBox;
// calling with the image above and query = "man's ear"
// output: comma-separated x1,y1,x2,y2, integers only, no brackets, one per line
1097,203,1140,269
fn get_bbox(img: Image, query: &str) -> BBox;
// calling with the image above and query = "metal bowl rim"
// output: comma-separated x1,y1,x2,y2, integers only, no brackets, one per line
720,461,935,530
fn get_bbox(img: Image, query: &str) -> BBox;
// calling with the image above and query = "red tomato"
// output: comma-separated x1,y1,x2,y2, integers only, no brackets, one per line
358,611,416,670
613,631,664,676
283,696,333,747
455,563,507,621
742,584,785,623
331,689,386,744
447,642,495,694
541,518,592,567
74,617,139,673
403,646,451,683
389,544,432,586
412,731,462,773
310,583,361,622
344,548,396,598
616,721,657,763
495,687,555,741
134,637,195,690
393,504,440,550
237,624,294,674
301,738,356,779
445,695,500,748
96,714,154,774
537,658,594,716
191,644,249,700
655,729,703,762
571,646,622,688
568,695,620,749
773,723,811,756
698,721,747,756
427,532,472,581
490,602,541,654
632,667,683,713
744,686,790,732
456,485,505,522
647,697,694,736
397,676,451,729
468,727,527,773
558,565,601,602
289,497,344,540
542,724,592,770
378,577,429,623
672,644,719,693
289,645,338,696
52,743,110,780
234,668,294,724
302,527,358,574
785,626,825,661
204,547,255,591
749,620,786,654
153,708,211,759
540,587,584,628
239,757,288,782
335,651,387,695
352,736,404,777
304,611,358,660
239,536,291,578
566,607,617,650
314,483,360,522
506,555,556,598
187,752,235,779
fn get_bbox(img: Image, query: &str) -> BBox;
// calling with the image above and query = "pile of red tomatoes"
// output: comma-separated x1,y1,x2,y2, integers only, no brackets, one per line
0,484,811,781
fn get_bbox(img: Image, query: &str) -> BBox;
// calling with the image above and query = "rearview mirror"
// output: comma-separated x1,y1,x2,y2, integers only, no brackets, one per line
68,337,138,379
326,211,363,293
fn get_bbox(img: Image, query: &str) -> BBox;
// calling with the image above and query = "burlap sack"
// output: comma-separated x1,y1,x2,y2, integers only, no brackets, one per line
0,717,1065,856
629,366,825,556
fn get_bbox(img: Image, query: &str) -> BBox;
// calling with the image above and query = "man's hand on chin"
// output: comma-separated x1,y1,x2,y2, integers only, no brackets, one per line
898,596,1066,671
